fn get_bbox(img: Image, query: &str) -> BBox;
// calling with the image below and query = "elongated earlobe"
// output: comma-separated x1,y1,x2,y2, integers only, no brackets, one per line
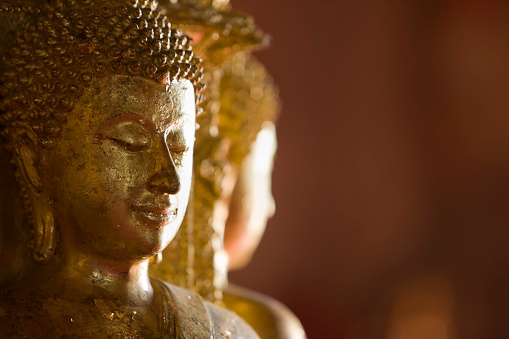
31,198,57,263
12,127,56,263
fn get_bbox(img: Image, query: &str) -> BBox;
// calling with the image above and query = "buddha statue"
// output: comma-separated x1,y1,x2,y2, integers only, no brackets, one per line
0,0,259,337
148,1,306,338
218,52,306,339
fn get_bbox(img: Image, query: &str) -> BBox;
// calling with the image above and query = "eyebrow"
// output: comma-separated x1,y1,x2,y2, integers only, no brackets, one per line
96,112,155,136
97,112,184,135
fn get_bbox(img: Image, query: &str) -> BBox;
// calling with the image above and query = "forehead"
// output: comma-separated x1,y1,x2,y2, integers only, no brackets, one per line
77,75,195,132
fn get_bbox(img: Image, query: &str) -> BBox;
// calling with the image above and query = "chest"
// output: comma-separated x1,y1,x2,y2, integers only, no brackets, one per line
0,296,160,338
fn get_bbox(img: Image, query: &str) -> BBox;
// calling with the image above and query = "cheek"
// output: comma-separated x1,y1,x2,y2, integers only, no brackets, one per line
179,152,193,189
88,147,155,222
179,151,193,177
96,149,150,194
53,143,151,215
175,152,193,207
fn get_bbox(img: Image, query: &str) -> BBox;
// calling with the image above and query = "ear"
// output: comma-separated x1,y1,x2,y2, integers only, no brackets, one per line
12,127,43,193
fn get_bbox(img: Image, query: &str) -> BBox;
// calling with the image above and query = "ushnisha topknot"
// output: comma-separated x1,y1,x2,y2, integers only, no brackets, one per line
0,0,205,148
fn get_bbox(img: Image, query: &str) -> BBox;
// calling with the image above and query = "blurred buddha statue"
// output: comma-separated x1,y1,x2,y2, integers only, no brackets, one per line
219,53,306,339
0,0,259,337
150,1,306,338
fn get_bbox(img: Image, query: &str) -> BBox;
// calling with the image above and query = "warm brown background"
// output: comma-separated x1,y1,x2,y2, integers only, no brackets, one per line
229,1,509,338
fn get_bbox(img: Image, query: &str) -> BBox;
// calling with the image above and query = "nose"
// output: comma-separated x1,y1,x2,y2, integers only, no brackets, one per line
147,138,181,195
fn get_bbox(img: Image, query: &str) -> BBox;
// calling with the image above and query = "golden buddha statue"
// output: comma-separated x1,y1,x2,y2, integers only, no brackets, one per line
219,52,306,339
148,1,306,338
0,0,258,337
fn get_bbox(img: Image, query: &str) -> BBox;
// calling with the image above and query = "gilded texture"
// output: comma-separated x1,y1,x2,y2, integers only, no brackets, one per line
0,1,40,75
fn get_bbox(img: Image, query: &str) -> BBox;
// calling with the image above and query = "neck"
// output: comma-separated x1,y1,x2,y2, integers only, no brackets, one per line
36,243,154,305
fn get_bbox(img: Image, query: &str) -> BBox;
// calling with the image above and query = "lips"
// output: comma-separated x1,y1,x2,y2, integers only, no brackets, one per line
132,202,177,228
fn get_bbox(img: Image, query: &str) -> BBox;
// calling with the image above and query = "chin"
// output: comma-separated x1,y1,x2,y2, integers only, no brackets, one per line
93,226,177,262
137,223,179,257
79,212,183,261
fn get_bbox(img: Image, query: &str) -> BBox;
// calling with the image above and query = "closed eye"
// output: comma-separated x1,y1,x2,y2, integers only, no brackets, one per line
107,137,150,152
99,119,152,153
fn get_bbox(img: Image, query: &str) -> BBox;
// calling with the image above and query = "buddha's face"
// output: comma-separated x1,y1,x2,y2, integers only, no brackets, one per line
223,123,277,269
41,75,195,260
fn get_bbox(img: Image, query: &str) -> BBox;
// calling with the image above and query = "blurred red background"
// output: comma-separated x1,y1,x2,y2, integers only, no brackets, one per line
229,1,509,338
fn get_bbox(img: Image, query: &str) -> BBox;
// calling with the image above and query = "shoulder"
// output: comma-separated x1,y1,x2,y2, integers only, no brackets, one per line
223,284,307,339
154,279,259,339
0,288,118,338
0,289,57,338
204,300,260,339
